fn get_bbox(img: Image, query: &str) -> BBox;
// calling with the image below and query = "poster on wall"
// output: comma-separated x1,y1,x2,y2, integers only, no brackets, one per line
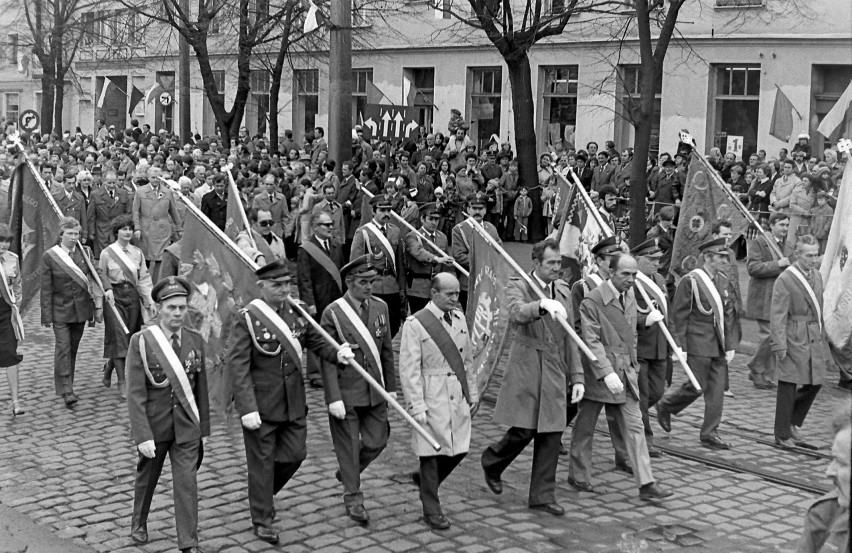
726,135,744,160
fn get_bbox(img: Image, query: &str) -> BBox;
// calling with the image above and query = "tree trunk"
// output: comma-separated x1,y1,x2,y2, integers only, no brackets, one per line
193,41,232,147
629,113,652,248
53,67,65,136
38,63,55,135
506,53,542,241
268,43,288,153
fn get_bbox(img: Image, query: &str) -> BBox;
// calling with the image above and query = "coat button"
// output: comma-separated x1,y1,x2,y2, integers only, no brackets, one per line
450,396,454,400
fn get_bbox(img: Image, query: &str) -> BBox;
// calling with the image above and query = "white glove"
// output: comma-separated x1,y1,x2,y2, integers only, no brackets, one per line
571,383,585,404
387,391,398,402
603,373,624,395
413,411,428,425
645,309,664,327
671,346,686,361
241,411,262,430
137,440,156,458
726,350,735,363
539,298,567,320
336,343,355,364
328,400,346,420
104,289,115,303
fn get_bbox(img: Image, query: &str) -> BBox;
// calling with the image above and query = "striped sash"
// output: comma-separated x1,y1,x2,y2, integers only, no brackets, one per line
138,326,200,426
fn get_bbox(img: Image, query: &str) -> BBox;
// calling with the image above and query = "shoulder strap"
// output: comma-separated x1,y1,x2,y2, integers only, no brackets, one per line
300,241,342,290
691,269,724,338
330,298,384,385
363,222,396,273
246,299,303,362
47,246,92,294
141,327,201,426
105,243,139,285
413,309,470,402
636,272,668,316
787,267,823,333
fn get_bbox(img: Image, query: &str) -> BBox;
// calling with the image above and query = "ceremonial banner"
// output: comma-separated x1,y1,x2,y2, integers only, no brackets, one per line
8,163,60,313
466,228,513,398
669,159,748,277
223,178,248,243
180,201,261,413
820,163,852,349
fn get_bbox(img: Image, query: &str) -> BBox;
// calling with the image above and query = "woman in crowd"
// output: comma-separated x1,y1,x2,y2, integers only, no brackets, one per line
0,223,24,416
785,173,816,256
99,215,154,399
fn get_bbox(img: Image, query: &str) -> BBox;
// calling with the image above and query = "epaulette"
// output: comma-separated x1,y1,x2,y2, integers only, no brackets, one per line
370,295,387,306
182,327,202,339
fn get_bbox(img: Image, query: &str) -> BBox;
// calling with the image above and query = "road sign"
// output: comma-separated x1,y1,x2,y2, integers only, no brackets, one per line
159,92,173,106
19,110,39,132
364,104,419,141
725,135,744,160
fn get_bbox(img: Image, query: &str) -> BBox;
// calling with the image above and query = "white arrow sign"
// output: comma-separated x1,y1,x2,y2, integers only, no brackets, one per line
363,117,378,137
381,111,392,137
404,120,419,138
393,112,405,138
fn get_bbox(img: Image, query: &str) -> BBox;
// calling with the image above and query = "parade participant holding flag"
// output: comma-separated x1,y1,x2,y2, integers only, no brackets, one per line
451,192,500,311
99,215,154,399
126,276,209,552
41,216,110,408
0,224,25,417
320,255,397,524
657,238,739,450
404,203,454,314
228,259,354,544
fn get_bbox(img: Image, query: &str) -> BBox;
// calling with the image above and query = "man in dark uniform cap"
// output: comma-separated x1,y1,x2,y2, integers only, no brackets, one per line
404,202,454,314
349,195,405,336
630,238,670,457
126,276,209,553
320,255,397,524
228,260,353,544
657,238,739,449
451,192,501,311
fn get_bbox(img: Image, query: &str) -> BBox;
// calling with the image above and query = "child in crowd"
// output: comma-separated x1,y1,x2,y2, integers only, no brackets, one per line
810,190,834,254
514,186,532,242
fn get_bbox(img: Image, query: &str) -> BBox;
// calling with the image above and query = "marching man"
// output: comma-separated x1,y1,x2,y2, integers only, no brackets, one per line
399,273,479,530
126,277,209,553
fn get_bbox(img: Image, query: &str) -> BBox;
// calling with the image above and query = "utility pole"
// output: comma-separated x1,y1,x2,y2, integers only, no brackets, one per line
178,0,191,142
328,0,352,174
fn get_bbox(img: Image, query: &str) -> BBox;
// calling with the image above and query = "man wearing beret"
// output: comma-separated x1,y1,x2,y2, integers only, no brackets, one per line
126,276,209,552
320,255,397,524
657,238,739,449
404,203,454,314
349,196,406,337
451,193,500,311
228,260,353,544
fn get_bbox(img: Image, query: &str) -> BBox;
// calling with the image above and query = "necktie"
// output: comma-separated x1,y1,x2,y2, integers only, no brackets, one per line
109,191,114,200
443,311,453,325
550,284,556,300
359,301,369,325
619,293,625,310
322,240,329,254
380,226,387,237
171,333,181,357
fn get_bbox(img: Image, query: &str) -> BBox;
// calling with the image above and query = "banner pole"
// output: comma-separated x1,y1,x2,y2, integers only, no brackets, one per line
223,163,257,250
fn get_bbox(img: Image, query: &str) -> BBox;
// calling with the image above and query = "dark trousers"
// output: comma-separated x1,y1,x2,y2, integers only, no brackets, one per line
53,321,86,396
481,427,561,506
638,357,667,437
132,439,200,550
658,354,725,441
419,453,466,516
328,403,389,507
458,290,468,314
243,418,307,528
774,382,822,440
407,295,429,315
566,400,628,465
375,292,402,337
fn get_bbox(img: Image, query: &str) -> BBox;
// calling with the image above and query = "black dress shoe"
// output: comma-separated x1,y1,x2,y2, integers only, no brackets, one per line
615,462,634,475
130,525,148,544
335,469,342,482
567,477,596,493
639,482,674,501
309,378,324,389
102,361,113,388
774,436,795,448
346,504,370,524
180,548,205,553
64,393,78,407
253,525,280,544
423,514,451,530
411,471,421,488
483,470,502,495
701,436,732,450
529,503,565,516
656,407,671,433
648,445,662,458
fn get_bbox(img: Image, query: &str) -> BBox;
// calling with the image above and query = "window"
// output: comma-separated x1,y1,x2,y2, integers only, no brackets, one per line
540,65,578,153
434,0,451,19
710,64,760,161
83,13,95,45
403,67,435,133
4,93,19,126
203,70,225,136
352,68,373,126
615,64,663,155
812,65,852,157
467,67,502,151
294,69,319,135
8,34,17,65
248,70,270,136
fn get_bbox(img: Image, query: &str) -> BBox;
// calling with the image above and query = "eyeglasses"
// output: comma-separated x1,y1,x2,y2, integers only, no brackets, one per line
315,222,334,227
258,220,275,227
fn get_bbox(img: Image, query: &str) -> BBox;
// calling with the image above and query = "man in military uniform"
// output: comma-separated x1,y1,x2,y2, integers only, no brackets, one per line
631,238,670,457
228,260,352,544
657,238,739,449
320,256,397,524
481,238,583,516
404,203,454,314
451,193,501,311
349,196,405,337
569,253,672,501
126,277,209,553
399,273,479,530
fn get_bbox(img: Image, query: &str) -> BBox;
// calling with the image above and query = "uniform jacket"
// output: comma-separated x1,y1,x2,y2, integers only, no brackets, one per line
228,303,337,422
746,234,787,320
646,224,675,275
493,276,581,432
349,221,405,295
40,245,106,325
53,189,88,238
319,294,396,407
201,191,228,231
399,303,479,456
404,229,450,299
87,187,132,257
635,272,670,360
580,281,639,403
770,265,830,385
671,268,738,358
132,183,180,261
297,236,344,314
450,219,500,291
126,327,210,444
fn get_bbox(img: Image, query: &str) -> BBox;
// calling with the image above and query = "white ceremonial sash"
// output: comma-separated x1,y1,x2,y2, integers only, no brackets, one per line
246,299,303,362
141,326,200,425
49,245,90,291
0,260,24,341
637,272,668,315
106,243,139,285
363,222,396,273
330,297,384,386
692,268,724,338
788,266,823,333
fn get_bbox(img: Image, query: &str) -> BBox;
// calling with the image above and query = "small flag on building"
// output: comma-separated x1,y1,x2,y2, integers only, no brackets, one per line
304,1,320,33
769,87,796,142
128,86,145,115
97,77,114,109
817,81,852,138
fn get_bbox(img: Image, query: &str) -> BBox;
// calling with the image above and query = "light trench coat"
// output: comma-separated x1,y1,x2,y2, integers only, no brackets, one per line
132,184,180,261
399,303,479,457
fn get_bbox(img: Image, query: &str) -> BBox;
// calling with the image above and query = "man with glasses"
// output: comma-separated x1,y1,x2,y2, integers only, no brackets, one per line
87,170,132,257
312,182,345,246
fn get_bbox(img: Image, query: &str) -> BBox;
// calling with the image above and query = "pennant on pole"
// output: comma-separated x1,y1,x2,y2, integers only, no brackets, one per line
304,0,320,33
145,82,166,104
817,80,852,138
97,77,113,109
128,86,145,115
820,162,852,349
769,86,795,142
